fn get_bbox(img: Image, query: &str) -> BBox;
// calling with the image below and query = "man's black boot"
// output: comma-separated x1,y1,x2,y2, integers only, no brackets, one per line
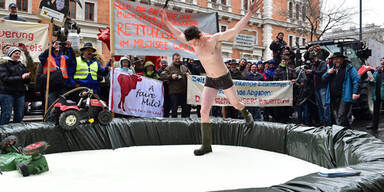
194,123,212,156
367,124,378,130
240,108,254,135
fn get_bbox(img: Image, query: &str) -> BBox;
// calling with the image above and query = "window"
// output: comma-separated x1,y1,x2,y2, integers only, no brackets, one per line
288,2,293,19
17,0,28,12
289,36,293,47
85,2,95,21
69,0,77,19
220,25,227,32
302,38,306,46
0,0,5,9
243,0,248,10
302,6,306,21
295,37,300,46
221,0,226,5
295,4,300,20
211,0,217,3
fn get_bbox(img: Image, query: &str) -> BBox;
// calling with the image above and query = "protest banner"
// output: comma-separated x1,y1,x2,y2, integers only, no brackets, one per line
0,20,49,62
109,0,218,58
39,0,70,25
109,69,164,118
187,75,293,107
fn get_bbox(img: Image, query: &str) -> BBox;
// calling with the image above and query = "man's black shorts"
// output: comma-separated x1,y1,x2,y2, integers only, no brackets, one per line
204,72,234,90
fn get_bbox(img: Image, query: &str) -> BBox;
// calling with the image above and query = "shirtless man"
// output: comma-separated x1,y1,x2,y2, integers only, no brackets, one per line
161,0,263,156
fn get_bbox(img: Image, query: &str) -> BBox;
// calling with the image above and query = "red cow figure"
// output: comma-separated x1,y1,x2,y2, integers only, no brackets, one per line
117,74,142,111
97,27,111,50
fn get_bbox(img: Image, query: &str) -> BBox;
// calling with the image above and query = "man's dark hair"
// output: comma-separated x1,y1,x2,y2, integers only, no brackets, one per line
172,53,180,60
184,26,201,41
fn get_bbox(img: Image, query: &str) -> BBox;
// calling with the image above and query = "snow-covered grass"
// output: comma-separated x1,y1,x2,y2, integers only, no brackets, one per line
1,145,326,192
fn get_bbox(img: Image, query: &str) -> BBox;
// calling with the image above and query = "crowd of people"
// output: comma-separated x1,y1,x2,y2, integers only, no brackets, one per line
0,2,383,131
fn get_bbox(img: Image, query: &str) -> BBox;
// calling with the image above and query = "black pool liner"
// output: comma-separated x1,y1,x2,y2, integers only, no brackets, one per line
1,118,384,192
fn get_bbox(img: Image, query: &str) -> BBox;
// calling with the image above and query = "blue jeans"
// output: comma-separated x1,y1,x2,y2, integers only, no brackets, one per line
0,94,25,125
297,102,309,124
248,107,261,121
315,88,331,124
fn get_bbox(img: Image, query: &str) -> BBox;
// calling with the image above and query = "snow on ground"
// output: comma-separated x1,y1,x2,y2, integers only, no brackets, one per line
1,145,327,192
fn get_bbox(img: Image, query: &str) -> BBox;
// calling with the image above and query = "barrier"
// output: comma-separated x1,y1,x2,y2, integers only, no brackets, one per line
1,118,384,191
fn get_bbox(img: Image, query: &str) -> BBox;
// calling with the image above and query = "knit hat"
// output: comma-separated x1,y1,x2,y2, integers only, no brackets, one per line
6,47,21,57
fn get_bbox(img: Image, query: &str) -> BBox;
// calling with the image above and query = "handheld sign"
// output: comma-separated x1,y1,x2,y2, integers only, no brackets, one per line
39,0,69,25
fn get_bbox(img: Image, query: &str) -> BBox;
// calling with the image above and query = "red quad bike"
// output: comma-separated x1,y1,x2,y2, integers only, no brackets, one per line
44,87,113,131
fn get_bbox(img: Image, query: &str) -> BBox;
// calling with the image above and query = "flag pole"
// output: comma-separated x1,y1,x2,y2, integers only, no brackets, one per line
44,18,54,119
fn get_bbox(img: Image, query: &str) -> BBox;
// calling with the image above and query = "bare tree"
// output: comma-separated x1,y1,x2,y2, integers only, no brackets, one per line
278,0,356,41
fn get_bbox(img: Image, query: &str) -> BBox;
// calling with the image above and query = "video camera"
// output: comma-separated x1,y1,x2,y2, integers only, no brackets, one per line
52,17,81,49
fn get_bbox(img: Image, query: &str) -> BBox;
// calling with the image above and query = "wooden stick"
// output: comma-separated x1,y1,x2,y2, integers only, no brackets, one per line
44,20,54,119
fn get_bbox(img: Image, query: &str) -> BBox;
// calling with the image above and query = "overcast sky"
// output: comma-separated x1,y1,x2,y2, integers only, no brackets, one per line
327,0,384,27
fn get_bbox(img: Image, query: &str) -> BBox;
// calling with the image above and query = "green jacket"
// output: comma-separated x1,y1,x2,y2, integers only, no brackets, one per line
372,70,384,101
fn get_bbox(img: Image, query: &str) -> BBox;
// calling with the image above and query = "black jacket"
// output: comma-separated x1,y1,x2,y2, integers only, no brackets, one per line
230,69,244,80
0,60,30,96
273,65,296,81
269,39,287,61
309,60,328,90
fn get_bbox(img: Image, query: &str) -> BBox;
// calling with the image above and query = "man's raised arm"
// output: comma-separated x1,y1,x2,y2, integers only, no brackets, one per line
161,9,187,42
215,0,262,41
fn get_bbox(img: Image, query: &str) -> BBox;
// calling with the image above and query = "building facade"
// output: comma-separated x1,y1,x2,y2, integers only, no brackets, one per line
0,0,313,62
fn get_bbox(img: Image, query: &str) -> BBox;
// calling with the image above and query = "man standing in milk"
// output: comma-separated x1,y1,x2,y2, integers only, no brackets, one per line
161,0,263,156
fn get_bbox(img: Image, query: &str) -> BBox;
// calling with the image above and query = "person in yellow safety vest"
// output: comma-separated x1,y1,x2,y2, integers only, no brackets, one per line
37,40,75,107
73,42,110,94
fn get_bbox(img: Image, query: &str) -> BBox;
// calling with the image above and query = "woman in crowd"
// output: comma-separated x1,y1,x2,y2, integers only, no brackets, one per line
0,47,30,125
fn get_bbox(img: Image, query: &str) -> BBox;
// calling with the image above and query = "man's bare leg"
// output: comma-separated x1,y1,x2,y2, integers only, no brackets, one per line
223,85,254,135
194,86,218,156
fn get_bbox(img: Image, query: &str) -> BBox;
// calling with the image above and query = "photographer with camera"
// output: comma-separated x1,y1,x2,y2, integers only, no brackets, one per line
269,32,287,65
37,40,75,107
160,53,191,118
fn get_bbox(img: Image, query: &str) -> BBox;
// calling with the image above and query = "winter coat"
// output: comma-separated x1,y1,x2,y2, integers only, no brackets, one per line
309,60,328,90
372,69,384,101
37,47,75,90
273,65,296,81
143,62,160,80
322,62,360,104
264,68,275,81
269,39,287,61
230,69,244,80
160,63,190,95
245,71,265,81
2,14,27,22
0,60,30,96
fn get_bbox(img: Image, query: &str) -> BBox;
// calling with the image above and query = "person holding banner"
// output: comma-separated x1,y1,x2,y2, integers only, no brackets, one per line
161,0,262,156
